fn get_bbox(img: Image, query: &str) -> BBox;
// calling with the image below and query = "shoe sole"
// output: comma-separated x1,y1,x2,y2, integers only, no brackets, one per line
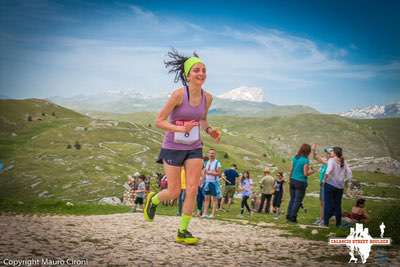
144,192,156,222
175,238,199,245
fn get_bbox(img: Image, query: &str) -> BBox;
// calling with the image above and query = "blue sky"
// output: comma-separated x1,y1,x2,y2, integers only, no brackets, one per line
0,0,399,113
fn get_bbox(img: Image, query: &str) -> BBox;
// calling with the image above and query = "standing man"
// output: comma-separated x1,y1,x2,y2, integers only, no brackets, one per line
202,148,222,218
220,164,239,210
258,167,275,213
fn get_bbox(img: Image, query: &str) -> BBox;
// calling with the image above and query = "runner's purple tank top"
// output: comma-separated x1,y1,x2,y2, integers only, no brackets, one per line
162,87,206,150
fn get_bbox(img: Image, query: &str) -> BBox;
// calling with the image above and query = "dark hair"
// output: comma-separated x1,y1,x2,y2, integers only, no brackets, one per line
296,144,311,158
356,198,366,207
241,171,250,183
333,146,345,168
277,171,283,177
208,148,216,152
164,48,200,86
232,164,238,169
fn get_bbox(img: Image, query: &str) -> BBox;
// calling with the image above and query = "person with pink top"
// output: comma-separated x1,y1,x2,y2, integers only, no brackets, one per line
144,49,221,245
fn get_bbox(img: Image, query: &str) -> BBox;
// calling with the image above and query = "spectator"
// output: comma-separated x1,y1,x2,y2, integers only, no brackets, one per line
258,167,275,213
323,147,352,227
133,176,146,212
220,164,239,210
286,144,315,224
272,171,285,218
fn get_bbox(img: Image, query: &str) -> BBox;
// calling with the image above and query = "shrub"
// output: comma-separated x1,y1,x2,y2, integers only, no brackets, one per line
74,141,81,150
367,202,400,245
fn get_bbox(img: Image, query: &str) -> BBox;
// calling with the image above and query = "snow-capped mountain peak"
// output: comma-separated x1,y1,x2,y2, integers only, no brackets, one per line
218,86,265,102
102,90,146,99
340,102,400,119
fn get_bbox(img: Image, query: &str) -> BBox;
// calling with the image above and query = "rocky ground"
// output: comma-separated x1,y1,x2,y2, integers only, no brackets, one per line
0,213,399,267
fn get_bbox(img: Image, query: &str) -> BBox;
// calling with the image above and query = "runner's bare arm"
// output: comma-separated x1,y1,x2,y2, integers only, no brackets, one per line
155,89,195,133
200,92,213,130
200,93,221,142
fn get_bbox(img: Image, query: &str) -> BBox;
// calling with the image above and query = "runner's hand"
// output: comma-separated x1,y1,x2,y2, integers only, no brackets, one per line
177,120,197,132
208,128,221,143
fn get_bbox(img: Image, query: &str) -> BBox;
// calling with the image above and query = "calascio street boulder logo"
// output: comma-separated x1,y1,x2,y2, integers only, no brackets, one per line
329,223,391,264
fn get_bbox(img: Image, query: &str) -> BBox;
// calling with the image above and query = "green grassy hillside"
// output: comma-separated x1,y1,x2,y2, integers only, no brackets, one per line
1,100,399,205
210,114,400,160
0,100,284,203
89,111,400,161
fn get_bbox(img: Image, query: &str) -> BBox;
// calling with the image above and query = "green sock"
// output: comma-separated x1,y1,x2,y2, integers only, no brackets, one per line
179,214,192,232
151,193,160,206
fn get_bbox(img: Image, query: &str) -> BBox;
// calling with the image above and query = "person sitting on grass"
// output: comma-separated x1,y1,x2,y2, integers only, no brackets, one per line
343,198,369,224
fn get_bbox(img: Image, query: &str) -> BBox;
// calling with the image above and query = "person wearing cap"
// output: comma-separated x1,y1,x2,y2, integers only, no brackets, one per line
143,49,221,245
258,167,275,213
311,144,334,226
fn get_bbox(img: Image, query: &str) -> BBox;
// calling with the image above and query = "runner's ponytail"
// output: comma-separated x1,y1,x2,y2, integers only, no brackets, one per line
164,48,200,86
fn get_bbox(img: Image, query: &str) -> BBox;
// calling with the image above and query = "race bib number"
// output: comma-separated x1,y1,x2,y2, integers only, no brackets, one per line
174,121,200,145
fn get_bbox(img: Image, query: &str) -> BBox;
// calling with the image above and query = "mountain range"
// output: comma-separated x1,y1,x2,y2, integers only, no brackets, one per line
340,102,400,119
48,87,318,117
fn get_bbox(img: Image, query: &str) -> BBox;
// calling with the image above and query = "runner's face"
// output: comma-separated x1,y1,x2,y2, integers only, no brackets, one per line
188,63,206,86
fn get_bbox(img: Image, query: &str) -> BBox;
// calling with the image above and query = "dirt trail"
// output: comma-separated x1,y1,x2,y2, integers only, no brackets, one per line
0,214,398,266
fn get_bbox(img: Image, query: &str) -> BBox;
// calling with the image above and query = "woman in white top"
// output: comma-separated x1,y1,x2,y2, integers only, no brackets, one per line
323,147,352,227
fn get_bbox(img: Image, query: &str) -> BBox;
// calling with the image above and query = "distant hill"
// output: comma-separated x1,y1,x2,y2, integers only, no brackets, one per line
340,102,400,119
49,90,319,117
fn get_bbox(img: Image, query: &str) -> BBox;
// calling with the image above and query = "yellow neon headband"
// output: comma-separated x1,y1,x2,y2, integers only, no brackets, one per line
184,57,203,78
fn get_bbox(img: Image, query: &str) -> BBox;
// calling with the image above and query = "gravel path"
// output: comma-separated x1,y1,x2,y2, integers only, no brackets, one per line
0,213,398,266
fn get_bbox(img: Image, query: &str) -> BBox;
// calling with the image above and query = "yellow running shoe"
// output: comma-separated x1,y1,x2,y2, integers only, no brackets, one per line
144,192,157,222
175,229,199,245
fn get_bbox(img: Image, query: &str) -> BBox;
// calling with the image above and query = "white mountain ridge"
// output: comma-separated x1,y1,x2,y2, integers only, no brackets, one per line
340,102,400,119
218,86,265,102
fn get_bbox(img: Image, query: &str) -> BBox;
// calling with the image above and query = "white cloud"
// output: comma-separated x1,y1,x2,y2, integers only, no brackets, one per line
1,3,399,100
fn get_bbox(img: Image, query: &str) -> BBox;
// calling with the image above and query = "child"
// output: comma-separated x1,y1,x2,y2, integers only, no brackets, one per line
239,171,253,217
272,172,285,217
133,176,146,212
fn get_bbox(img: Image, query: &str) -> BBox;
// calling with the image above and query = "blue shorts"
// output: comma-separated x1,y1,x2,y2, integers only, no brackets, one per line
203,181,220,197
156,148,203,167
